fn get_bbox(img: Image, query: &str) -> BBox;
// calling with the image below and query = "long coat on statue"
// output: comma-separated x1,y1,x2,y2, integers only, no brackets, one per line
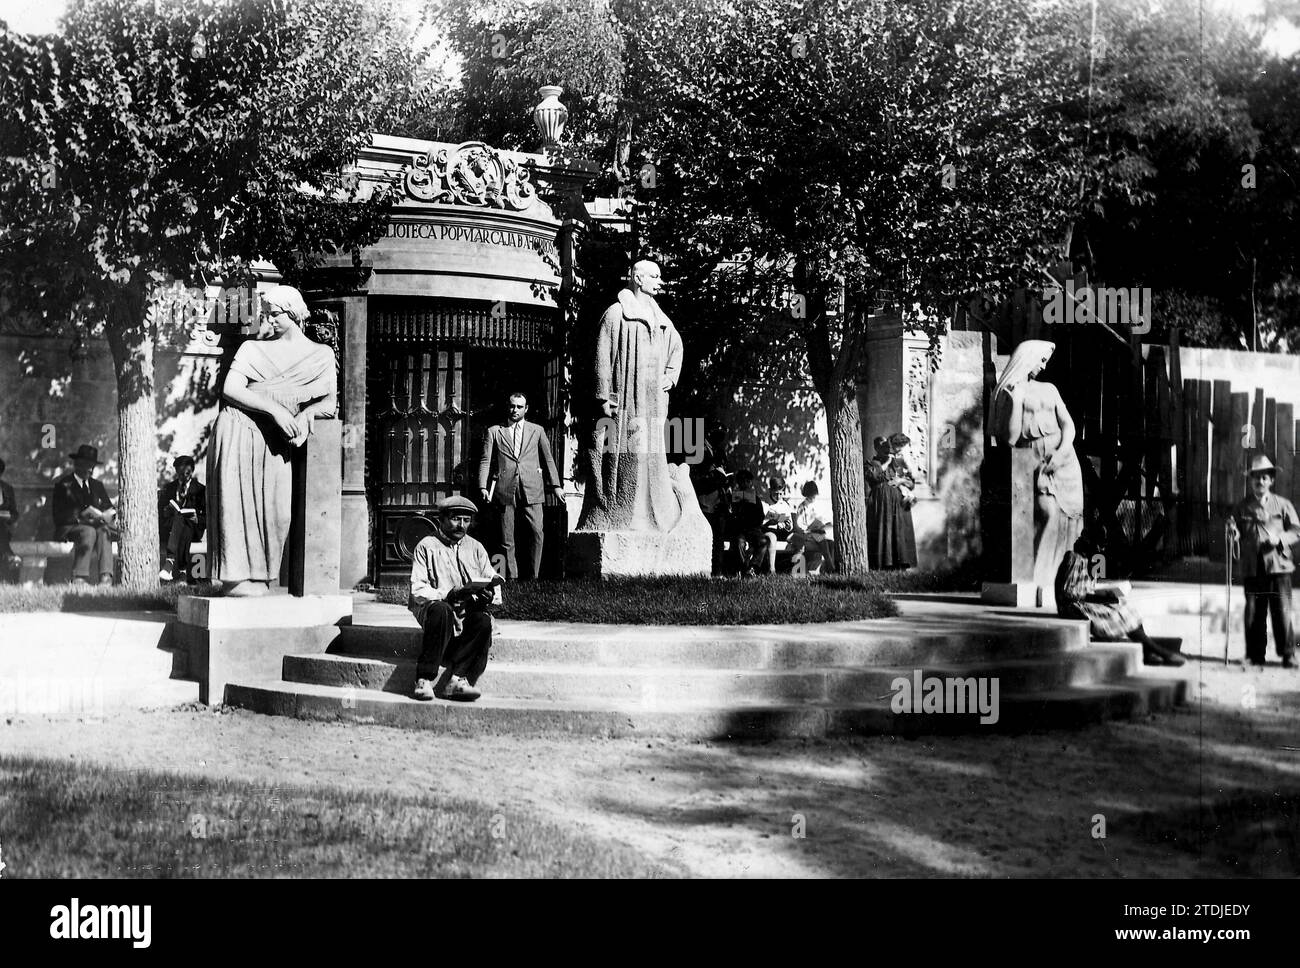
576,288,684,532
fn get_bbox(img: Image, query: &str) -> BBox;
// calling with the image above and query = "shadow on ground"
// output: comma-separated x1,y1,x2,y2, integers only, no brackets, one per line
584,695,1300,877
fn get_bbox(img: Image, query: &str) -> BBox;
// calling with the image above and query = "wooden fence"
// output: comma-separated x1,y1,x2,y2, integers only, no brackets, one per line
959,277,1298,576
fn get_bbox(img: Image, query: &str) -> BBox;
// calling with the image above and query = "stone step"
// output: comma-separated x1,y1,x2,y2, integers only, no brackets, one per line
224,674,1188,739
283,646,1140,704
333,620,1089,669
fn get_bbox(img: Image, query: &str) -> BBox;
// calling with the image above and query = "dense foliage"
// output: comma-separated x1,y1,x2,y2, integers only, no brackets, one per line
0,0,434,582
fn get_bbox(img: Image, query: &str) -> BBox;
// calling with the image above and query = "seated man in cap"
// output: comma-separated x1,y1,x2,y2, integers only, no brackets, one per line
1228,455,1300,668
158,455,206,584
408,495,504,702
51,444,117,585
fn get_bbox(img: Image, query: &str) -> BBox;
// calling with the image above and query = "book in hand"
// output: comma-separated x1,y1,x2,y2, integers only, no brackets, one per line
170,499,197,516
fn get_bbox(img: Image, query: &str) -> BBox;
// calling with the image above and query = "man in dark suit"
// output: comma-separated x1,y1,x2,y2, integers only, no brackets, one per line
51,444,117,585
0,457,20,582
477,392,563,579
158,455,206,584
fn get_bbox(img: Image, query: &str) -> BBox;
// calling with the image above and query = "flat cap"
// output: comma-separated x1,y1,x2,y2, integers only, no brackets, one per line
436,495,478,514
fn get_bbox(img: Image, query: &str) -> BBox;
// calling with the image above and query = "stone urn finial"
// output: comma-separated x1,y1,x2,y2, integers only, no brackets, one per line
533,85,568,148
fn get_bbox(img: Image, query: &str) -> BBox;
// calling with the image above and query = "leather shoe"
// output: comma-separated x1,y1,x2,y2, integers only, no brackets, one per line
1144,642,1186,667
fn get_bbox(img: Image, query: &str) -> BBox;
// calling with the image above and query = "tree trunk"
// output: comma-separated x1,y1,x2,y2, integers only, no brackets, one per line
799,266,871,575
106,284,160,587
823,382,870,575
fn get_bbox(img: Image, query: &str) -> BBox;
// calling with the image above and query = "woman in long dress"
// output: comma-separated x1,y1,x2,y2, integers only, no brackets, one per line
992,339,1084,602
206,286,337,596
865,434,918,569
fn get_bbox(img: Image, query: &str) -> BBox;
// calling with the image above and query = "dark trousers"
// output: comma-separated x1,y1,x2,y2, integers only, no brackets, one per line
61,524,114,581
416,602,493,684
1244,574,1294,662
704,511,727,573
0,522,15,584
499,499,544,580
163,516,199,580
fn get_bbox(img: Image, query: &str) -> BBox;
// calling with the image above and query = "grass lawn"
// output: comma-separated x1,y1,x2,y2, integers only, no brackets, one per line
0,582,222,614
0,562,981,620
378,573,900,624
0,754,664,878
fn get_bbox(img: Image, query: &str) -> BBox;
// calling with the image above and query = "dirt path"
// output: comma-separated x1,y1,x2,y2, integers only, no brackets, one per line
4,658,1299,877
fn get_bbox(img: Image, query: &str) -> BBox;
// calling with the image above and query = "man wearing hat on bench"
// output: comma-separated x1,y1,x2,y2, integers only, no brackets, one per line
158,455,206,584
51,444,117,585
408,494,503,702
1228,455,1300,668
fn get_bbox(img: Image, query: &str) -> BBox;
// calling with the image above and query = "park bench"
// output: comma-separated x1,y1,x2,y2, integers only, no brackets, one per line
8,540,207,584
719,527,837,574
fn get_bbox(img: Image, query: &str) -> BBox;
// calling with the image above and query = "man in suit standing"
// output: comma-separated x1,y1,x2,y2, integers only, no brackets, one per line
51,444,117,585
477,392,563,579
158,455,206,584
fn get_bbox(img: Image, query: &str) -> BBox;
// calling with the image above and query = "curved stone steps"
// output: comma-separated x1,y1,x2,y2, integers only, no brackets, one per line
333,619,1088,669
225,673,1188,739
223,601,1190,737
282,646,1140,704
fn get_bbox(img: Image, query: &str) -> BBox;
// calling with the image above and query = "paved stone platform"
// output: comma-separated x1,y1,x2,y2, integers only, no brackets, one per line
224,592,1191,738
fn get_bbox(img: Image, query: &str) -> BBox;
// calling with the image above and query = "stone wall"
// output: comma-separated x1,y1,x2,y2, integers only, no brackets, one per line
1179,345,1300,410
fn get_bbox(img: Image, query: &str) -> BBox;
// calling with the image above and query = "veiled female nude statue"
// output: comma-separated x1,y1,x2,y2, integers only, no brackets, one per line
206,285,337,596
992,339,1085,601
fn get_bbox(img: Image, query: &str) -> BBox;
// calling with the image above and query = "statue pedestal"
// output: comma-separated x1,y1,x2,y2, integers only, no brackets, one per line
173,593,352,704
566,527,711,579
980,446,1041,606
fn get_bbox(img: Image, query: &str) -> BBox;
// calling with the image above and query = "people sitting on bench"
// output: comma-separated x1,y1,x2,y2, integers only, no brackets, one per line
158,454,206,584
1055,524,1184,666
760,477,795,574
728,469,767,576
788,481,832,575
51,444,117,586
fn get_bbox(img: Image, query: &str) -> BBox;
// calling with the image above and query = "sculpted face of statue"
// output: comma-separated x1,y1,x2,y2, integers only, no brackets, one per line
631,260,663,298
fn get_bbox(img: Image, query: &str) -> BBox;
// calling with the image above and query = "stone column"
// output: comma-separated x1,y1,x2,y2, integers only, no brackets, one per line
338,295,369,588
288,419,342,596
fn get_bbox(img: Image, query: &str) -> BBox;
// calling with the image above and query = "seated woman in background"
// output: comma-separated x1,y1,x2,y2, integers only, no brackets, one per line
788,481,832,574
865,433,917,570
1055,523,1184,667
760,477,796,574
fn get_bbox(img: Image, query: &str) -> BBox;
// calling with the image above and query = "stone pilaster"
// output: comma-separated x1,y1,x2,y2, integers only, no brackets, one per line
338,295,369,588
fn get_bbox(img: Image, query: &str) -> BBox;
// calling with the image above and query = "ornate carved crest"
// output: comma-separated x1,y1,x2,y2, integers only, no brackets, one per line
403,141,537,210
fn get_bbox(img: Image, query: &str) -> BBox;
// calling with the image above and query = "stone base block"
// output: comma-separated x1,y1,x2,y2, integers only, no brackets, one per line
178,593,352,629
175,593,353,704
566,528,711,579
980,582,1042,608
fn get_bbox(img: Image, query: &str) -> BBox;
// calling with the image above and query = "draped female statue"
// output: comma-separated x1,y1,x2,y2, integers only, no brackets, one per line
206,285,337,596
991,339,1085,601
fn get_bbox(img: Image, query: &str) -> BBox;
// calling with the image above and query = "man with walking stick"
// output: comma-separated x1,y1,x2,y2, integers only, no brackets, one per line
1227,455,1300,668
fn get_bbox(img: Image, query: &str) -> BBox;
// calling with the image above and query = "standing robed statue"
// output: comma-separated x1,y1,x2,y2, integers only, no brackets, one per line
206,285,337,597
991,339,1085,602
